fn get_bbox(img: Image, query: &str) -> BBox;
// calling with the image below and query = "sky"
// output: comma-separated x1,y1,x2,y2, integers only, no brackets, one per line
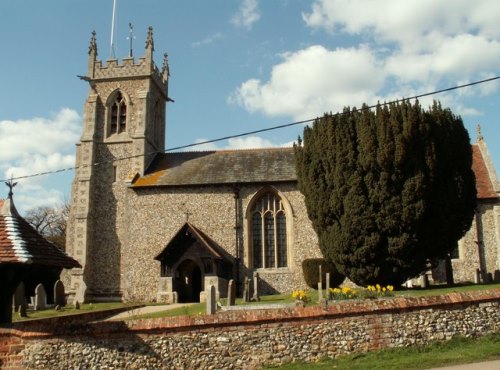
1,0,499,213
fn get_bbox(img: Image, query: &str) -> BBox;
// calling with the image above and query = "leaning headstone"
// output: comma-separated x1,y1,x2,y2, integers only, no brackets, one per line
325,273,330,300
13,282,25,312
34,284,47,310
54,280,66,306
206,285,216,315
251,273,260,302
227,279,236,306
243,277,250,302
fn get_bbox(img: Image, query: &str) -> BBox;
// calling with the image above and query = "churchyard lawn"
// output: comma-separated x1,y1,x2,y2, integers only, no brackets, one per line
11,282,500,322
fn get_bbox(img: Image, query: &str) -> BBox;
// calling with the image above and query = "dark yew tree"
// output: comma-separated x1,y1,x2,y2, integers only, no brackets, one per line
295,100,476,286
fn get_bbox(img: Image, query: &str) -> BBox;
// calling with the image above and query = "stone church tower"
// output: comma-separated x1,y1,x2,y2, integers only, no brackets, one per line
65,28,170,301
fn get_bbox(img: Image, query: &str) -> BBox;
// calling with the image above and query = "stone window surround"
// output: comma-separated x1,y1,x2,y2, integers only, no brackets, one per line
104,89,131,142
244,186,295,272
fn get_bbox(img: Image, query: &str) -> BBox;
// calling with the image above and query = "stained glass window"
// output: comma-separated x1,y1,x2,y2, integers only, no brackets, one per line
251,192,287,269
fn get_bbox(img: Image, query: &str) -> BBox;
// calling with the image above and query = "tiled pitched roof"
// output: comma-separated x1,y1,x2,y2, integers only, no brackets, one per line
132,145,498,202
0,197,81,268
472,144,498,200
132,147,296,187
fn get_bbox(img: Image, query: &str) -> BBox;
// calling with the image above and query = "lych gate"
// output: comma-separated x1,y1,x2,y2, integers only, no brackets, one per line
155,223,235,303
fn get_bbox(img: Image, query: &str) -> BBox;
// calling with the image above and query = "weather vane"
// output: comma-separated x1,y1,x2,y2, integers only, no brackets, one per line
4,175,17,198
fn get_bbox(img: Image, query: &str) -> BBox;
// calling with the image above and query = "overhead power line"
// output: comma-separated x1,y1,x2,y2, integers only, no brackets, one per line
2,75,499,183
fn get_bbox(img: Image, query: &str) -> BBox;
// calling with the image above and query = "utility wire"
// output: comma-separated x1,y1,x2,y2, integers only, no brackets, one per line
2,75,500,183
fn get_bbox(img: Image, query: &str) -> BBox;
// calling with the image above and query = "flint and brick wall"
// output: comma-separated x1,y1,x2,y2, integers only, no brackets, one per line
1,289,499,370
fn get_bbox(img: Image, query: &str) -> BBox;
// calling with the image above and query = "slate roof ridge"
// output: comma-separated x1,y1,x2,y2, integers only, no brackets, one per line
167,146,294,155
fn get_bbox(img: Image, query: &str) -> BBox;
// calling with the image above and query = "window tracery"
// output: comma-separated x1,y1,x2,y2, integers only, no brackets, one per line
250,192,288,268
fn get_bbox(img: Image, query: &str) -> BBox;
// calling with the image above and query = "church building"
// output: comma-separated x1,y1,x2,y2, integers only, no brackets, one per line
64,28,500,303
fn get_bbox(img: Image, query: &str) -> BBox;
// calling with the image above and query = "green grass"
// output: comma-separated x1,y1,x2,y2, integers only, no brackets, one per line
12,302,132,322
265,333,500,370
394,282,500,297
12,283,500,322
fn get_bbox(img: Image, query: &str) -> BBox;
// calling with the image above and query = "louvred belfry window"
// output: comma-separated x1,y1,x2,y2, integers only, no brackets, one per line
110,92,127,135
251,192,288,268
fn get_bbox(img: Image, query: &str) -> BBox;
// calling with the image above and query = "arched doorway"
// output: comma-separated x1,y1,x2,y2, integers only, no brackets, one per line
175,259,203,303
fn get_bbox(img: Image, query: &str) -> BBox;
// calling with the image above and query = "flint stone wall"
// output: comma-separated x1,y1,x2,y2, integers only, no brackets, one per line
1,289,499,370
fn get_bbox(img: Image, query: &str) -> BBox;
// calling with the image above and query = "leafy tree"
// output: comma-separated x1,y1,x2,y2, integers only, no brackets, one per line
25,202,70,251
294,100,476,286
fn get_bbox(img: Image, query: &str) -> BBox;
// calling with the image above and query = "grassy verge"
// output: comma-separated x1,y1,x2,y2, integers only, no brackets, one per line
265,333,500,370
12,302,131,322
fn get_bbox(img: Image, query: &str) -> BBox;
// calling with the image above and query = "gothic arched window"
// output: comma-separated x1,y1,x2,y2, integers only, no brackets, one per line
109,91,127,135
251,192,288,268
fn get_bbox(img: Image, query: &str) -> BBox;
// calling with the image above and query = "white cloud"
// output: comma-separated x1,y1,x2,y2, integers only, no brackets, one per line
229,45,385,119
192,32,223,48
231,0,500,121
0,108,80,162
231,0,261,30
0,108,79,212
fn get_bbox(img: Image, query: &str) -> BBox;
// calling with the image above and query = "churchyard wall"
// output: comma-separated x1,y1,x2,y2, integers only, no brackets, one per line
1,289,499,369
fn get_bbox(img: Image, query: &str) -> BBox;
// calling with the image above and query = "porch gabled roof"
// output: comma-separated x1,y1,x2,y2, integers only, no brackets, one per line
155,222,235,264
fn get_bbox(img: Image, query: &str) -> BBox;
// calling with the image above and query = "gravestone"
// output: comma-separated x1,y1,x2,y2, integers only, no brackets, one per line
474,269,481,284
251,273,260,302
319,264,323,286
34,284,47,310
243,277,250,302
54,280,66,306
420,274,429,289
325,272,331,300
13,282,25,312
75,281,87,304
74,301,80,310
206,285,216,315
18,298,27,318
227,279,236,306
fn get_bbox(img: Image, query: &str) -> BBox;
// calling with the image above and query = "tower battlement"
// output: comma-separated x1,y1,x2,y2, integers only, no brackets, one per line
86,27,169,93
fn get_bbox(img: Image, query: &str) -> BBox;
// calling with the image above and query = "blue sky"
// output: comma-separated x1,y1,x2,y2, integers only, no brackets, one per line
1,0,499,213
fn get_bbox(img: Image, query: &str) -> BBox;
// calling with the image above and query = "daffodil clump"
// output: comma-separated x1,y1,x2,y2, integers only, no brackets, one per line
328,284,395,301
292,290,309,302
329,286,357,300
363,284,394,299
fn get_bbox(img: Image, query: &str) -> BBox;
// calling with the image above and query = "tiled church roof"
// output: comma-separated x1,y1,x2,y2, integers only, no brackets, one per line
132,144,498,201
472,145,498,200
0,197,81,268
133,147,296,187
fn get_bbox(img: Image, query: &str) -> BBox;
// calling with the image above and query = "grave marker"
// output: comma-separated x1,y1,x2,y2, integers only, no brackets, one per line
54,280,66,306
34,283,47,310
227,279,236,306
206,285,216,315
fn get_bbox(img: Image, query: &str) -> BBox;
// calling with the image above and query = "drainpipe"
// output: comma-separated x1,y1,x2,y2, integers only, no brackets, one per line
474,208,487,282
233,186,241,295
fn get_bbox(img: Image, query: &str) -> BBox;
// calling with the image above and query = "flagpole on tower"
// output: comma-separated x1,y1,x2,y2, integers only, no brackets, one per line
110,0,117,59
